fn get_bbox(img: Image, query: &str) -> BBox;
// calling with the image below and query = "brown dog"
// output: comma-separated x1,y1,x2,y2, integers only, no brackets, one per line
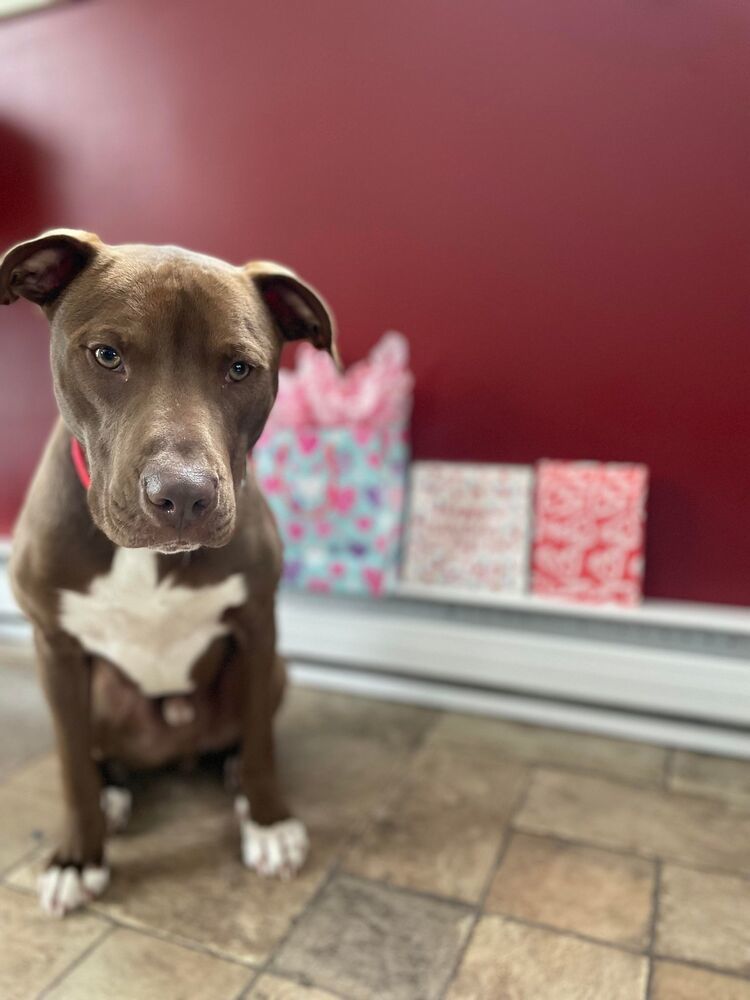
0,229,336,916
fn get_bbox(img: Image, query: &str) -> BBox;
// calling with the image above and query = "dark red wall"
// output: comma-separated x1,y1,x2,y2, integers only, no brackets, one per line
1,0,748,604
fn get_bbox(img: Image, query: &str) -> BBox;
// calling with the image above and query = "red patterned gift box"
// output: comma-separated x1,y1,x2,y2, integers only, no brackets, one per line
531,460,648,606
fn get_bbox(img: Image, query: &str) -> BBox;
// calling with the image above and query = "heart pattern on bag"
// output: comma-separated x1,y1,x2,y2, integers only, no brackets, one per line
254,425,409,596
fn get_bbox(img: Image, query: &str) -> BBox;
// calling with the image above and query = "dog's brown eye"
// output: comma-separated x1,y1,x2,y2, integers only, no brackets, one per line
93,345,122,370
228,361,252,382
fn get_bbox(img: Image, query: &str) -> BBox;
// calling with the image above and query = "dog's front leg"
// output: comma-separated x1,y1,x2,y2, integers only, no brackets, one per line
234,598,309,879
34,628,109,916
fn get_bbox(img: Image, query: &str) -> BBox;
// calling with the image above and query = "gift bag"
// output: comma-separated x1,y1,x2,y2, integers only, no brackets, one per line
531,460,648,605
254,333,413,596
402,462,534,593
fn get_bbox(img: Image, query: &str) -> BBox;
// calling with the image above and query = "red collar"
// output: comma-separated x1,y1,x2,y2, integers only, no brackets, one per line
70,438,91,490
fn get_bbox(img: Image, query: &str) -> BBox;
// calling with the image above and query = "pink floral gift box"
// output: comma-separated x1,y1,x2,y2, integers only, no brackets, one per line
401,461,534,593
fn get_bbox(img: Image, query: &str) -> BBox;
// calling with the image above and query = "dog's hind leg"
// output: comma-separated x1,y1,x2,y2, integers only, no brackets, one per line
98,759,133,835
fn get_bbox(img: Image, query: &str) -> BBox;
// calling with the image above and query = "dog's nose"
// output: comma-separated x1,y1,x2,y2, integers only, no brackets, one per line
141,464,218,527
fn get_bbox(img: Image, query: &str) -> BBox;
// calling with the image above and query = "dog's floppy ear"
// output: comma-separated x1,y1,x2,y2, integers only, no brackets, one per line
0,229,100,307
246,260,340,368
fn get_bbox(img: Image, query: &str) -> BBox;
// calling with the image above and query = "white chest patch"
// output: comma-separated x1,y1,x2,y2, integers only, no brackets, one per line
59,548,247,697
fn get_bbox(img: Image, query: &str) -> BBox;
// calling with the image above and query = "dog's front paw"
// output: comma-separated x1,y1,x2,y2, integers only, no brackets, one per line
38,863,110,917
235,796,309,879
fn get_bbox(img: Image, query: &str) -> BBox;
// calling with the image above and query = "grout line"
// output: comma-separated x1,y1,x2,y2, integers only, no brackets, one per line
335,868,477,913
423,745,670,793
644,857,662,1000
646,860,662,956
477,910,649,958
36,922,116,998
504,827,654,865
519,759,668,791
87,910,260,971
506,821,750,889
650,953,750,984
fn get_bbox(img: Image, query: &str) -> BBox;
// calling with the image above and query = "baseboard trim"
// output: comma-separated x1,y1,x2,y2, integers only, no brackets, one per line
277,591,750,729
289,660,750,758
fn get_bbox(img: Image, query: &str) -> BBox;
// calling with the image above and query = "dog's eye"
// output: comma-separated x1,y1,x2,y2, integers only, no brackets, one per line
93,345,122,370
227,361,253,382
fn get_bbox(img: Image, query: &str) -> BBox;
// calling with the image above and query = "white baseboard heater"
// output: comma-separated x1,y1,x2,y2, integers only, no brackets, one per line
279,585,750,758
2,539,750,757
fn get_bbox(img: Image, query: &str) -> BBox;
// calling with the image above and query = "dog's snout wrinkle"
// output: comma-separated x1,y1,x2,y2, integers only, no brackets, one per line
141,462,218,529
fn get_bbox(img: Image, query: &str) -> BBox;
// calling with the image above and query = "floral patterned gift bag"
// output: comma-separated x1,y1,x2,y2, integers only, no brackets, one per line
254,334,412,596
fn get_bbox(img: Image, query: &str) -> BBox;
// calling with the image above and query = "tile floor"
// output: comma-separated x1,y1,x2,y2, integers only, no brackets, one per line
2,646,750,998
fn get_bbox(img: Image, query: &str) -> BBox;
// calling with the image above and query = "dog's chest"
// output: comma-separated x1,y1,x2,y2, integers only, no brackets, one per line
59,549,247,697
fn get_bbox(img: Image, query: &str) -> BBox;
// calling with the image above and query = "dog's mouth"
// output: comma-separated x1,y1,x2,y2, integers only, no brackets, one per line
89,493,237,553
151,541,203,555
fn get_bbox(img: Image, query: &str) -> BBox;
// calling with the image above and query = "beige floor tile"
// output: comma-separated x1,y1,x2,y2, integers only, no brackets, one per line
425,712,666,786
343,741,527,901
272,873,473,1000
650,960,750,1000
0,784,61,874
46,927,252,999
516,769,750,873
445,915,648,1000
670,750,750,805
278,686,437,752
277,717,427,839
0,884,108,1000
485,832,654,948
656,864,750,975
2,750,61,802
0,653,51,779
248,974,343,999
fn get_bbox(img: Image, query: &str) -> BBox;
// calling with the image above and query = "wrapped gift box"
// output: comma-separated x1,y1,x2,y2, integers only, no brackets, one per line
401,462,534,592
255,423,409,596
531,460,648,605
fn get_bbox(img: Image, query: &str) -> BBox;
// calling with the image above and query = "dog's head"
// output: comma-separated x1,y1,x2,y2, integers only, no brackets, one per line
0,229,337,553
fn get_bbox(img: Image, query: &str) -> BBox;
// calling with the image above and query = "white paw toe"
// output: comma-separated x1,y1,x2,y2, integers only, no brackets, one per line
38,863,110,917
235,797,309,879
101,786,132,833
162,696,195,726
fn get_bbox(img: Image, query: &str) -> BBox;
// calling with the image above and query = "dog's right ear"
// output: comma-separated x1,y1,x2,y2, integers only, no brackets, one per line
0,229,101,307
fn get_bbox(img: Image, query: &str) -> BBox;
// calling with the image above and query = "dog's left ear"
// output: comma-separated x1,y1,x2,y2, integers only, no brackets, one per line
0,229,101,307
245,260,341,369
